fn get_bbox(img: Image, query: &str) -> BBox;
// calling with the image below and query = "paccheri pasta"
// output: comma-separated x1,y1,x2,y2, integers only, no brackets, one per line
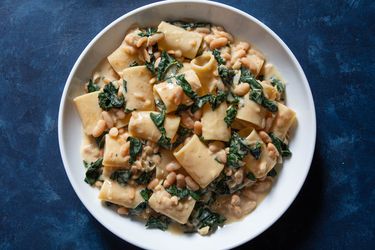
74,20,296,235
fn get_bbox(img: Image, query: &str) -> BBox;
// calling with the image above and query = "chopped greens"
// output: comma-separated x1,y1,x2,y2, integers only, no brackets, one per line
87,79,99,93
226,132,253,168
249,142,262,160
191,91,227,113
224,104,238,127
267,168,277,177
175,74,198,100
129,202,147,215
212,49,225,65
138,27,158,37
127,137,143,164
140,189,153,201
136,171,154,185
157,51,183,81
246,171,256,181
129,61,139,67
95,130,108,148
110,170,132,185
240,67,278,112
150,110,172,149
170,20,210,30
271,77,285,94
98,82,124,110
196,207,226,230
218,65,235,86
269,133,292,157
145,53,156,75
166,185,200,200
146,216,170,231
172,126,191,147
84,158,103,185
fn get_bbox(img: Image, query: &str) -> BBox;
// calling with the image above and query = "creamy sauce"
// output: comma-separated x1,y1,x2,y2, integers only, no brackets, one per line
80,133,100,163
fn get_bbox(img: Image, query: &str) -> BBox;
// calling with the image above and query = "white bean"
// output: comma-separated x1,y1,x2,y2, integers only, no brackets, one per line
92,119,106,137
101,111,114,128
185,176,199,191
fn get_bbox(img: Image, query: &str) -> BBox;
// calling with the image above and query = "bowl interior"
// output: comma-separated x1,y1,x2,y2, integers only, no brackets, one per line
59,1,316,250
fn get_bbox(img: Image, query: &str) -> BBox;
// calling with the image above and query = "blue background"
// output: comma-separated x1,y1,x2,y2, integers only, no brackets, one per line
1,0,374,249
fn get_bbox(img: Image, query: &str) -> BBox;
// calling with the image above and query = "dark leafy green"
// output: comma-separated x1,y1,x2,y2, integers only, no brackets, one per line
227,132,252,168
246,171,256,181
127,137,143,164
129,61,139,67
269,133,292,157
224,104,238,127
136,171,154,185
110,170,131,185
249,142,262,160
166,185,200,200
175,74,198,100
145,53,156,75
138,27,158,37
172,126,191,147
157,51,182,81
240,67,278,113
218,65,235,86
190,91,227,113
140,189,153,201
95,130,108,148
84,158,103,185
98,82,124,110
87,79,99,93
271,77,285,94
170,21,210,29
196,207,226,230
267,168,277,177
146,216,170,231
150,110,172,149
129,202,147,215
213,49,225,65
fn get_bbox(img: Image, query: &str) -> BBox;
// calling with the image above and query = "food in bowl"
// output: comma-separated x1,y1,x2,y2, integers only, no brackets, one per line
73,20,296,235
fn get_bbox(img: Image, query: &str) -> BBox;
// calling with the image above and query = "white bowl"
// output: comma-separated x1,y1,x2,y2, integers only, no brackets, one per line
58,1,316,249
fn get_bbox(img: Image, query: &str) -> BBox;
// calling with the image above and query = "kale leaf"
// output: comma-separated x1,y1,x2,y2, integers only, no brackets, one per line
157,51,182,81
127,136,143,164
98,82,124,110
224,104,238,127
146,216,170,231
140,188,153,201
267,168,277,177
95,130,108,148
165,185,200,200
227,132,252,168
175,74,198,100
190,91,227,113
172,126,192,147
249,141,262,160
84,158,103,185
213,49,225,65
269,133,292,157
136,171,154,185
145,53,156,75
170,21,210,29
271,77,285,94
196,207,226,230
138,27,158,37
150,110,172,149
218,65,235,86
240,67,278,113
110,170,132,185
246,171,256,181
87,79,99,93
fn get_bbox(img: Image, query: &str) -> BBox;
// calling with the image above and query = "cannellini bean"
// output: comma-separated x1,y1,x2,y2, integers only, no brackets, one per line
267,143,279,159
209,37,228,50
92,119,107,137
232,60,242,70
208,141,225,153
148,178,160,190
147,32,164,46
154,51,161,58
233,83,250,96
231,49,247,63
224,167,233,176
109,127,119,138
215,149,227,164
116,109,126,119
222,52,231,61
154,57,161,68
233,206,242,217
163,172,177,188
193,109,202,120
149,77,156,84
259,131,272,144
102,111,114,128
198,226,210,236
185,176,199,191
174,49,182,58
240,57,258,74
237,42,250,51
231,194,241,206
252,178,273,193
195,27,211,34
151,154,161,164
204,34,215,44
117,206,129,215
94,181,103,188
124,45,137,55
180,112,195,129
193,121,202,136
143,145,153,155
176,174,186,188
120,141,130,157
234,168,244,184
166,161,181,172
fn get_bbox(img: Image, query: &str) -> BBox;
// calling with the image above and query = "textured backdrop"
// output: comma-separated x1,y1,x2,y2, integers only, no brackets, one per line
1,0,374,249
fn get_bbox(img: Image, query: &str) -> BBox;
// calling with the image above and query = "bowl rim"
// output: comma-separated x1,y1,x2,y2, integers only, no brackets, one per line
58,0,316,249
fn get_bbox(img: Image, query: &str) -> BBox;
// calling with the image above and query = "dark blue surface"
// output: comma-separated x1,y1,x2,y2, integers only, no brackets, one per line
1,0,374,249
